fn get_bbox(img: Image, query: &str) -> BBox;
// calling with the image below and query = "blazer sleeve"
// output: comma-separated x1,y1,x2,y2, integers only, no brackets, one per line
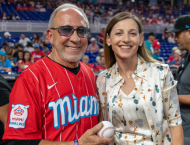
162,68,182,127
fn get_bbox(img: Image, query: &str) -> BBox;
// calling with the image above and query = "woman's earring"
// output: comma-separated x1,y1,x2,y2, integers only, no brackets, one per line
108,43,111,46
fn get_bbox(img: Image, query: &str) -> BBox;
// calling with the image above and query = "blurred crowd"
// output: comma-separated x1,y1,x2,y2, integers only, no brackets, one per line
0,0,185,74
0,28,183,74
0,0,190,27
0,31,51,73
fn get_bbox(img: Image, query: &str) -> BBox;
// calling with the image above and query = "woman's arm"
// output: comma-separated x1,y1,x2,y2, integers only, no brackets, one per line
170,124,184,145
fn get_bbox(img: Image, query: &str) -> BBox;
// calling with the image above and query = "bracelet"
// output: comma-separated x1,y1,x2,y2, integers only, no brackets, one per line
74,140,79,145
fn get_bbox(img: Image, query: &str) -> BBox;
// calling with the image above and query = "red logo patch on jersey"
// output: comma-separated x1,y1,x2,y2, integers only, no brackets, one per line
14,106,24,116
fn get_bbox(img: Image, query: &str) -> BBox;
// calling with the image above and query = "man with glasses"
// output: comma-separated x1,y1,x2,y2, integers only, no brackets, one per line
167,15,190,145
3,3,113,145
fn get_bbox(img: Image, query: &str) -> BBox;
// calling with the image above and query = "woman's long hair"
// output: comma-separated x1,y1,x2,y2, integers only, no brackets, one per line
104,12,158,69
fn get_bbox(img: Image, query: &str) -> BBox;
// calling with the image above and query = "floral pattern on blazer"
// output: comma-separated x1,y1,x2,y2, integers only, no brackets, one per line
97,57,182,145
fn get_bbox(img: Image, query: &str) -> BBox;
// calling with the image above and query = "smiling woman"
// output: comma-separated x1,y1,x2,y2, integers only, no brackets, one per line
97,12,184,145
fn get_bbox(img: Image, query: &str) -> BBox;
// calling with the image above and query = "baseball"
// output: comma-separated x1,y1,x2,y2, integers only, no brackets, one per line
97,121,114,138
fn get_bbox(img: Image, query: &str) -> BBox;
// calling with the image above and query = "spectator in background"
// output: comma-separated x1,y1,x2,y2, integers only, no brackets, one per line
15,50,23,65
1,12,8,20
1,42,11,56
42,43,50,55
95,56,106,72
11,43,18,57
82,55,95,72
162,28,169,41
9,13,16,21
31,44,45,62
13,44,24,63
86,37,100,53
22,3,28,11
16,3,22,11
150,15,158,24
1,32,12,45
166,15,190,145
0,50,12,72
29,3,35,11
152,39,161,60
17,51,33,72
96,48,104,64
32,33,42,45
168,33,175,43
35,2,41,11
99,28,105,43
19,33,30,47
24,42,34,53
41,31,50,44
145,32,155,55
167,47,182,66
157,16,163,25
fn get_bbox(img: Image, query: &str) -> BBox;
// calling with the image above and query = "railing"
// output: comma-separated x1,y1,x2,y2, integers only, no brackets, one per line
0,20,173,33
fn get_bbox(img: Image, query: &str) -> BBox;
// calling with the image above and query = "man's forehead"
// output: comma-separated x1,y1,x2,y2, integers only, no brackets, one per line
54,8,88,27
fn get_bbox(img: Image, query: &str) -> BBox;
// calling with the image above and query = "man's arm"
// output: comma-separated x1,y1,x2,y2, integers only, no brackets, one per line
39,123,113,145
7,123,113,145
170,124,184,145
178,94,190,105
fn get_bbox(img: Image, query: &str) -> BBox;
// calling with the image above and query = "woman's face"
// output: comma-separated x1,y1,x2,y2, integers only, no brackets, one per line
34,34,37,38
106,18,143,61
18,52,23,59
24,53,30,61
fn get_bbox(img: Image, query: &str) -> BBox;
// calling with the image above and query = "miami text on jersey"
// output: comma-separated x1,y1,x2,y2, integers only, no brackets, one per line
48,94,99,129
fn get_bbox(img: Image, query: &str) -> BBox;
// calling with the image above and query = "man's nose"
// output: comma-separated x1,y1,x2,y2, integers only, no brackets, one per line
70,30,80,42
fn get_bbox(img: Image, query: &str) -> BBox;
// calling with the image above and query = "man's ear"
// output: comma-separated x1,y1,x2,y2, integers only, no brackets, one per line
106,33,111,46
47,29,53,45
187,29,190,39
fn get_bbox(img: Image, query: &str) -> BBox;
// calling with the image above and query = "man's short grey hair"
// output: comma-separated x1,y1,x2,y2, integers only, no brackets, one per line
48,3,89,28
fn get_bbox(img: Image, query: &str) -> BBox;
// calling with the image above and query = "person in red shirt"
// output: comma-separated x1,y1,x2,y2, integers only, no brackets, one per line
99,28,105,43
31,44,45,62
22,3,29,11
167,47,182,66
3,3,113,145
29,4,35,11
17,51,33,72
16,4,22,11
82,55,95,71
96,56,106,72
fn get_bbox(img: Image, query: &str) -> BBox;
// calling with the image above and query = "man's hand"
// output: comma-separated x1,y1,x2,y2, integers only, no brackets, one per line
78,122,114,145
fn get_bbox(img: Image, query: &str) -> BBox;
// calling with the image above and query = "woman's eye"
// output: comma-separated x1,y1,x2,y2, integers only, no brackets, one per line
115,32,122,35
130,33,137,36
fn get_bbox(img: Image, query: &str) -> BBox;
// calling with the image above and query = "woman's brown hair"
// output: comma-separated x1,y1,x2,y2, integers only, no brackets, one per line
104,12,157,69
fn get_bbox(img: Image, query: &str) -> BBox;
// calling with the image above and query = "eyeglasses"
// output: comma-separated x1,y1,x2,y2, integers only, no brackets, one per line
50,26,90,38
